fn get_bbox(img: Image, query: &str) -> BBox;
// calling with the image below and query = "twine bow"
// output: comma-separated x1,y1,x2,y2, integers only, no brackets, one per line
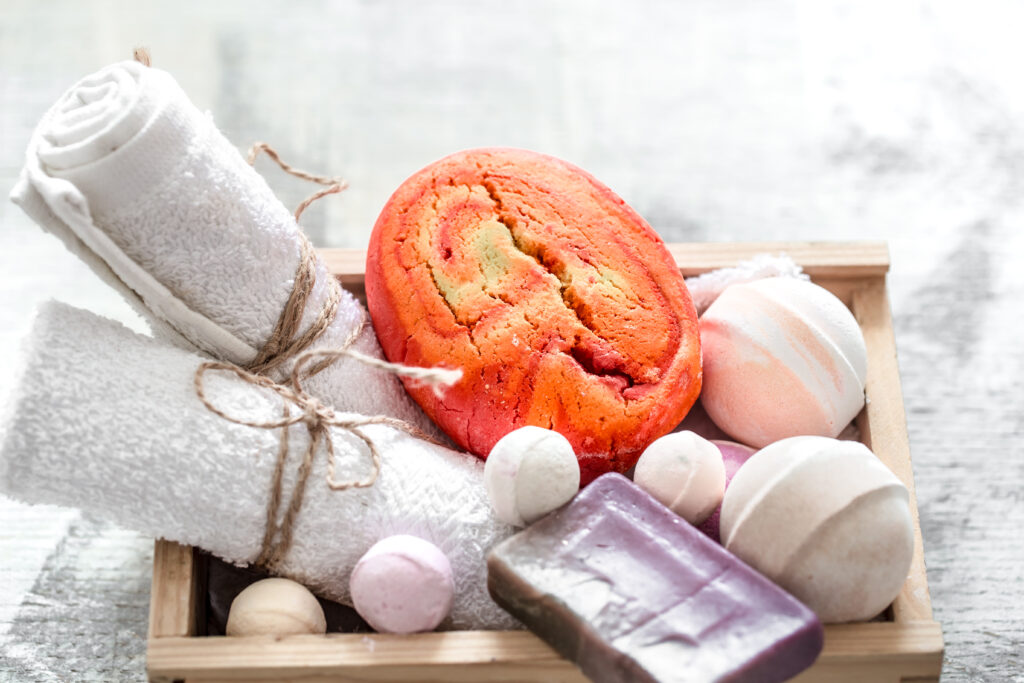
194,332,459,570
184,137,460,571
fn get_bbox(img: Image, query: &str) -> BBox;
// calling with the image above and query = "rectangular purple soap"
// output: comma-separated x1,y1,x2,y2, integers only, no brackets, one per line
487,473,824,683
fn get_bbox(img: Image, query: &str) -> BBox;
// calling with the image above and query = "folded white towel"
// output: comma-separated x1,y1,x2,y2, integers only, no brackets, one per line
10,60,436,434
0,301,517,630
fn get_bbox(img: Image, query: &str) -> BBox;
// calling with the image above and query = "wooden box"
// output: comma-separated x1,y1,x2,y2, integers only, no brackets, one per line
146,241,944,683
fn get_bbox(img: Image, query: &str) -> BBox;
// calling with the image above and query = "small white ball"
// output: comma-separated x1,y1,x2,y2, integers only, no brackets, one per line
484,426,581,527
633,431,726,524
226,577,326,637
349,535,454,634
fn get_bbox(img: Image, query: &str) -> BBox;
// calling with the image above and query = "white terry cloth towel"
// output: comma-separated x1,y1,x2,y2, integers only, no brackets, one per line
10,59,437,435
0,301,518,631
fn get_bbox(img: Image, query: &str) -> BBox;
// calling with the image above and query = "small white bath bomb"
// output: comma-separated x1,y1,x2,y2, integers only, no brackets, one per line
720,436,914,623
633,431,726,525
226,577,327,636
349,535,454,634
484,426,581,526
700,277,868,448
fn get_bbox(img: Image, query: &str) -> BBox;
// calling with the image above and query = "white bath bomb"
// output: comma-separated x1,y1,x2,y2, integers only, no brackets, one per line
349,535,454,634
699,277,868,448
720,436,914,623
633,431,726,524
226,577,326,636
484,426,581,526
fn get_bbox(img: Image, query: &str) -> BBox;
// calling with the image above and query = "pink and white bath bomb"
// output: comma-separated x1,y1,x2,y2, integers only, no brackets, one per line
349,535,455,634
699,277,868,448
633,431,726,524
720,436,914,623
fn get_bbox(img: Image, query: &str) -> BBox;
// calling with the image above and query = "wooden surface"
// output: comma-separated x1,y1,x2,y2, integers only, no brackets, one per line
2,1,1023,681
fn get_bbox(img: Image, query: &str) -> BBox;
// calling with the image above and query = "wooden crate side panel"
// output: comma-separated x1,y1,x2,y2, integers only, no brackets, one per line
807,276,873,307
790,620,944,683
148,631,587,683
148,623,942,683
321,241,889,311
320,240,890,283
149,540,200,639
850,278,936,625
664,241,890,278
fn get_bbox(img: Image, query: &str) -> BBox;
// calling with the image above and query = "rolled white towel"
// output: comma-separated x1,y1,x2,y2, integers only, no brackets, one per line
0,301,516,630
10,60,437,434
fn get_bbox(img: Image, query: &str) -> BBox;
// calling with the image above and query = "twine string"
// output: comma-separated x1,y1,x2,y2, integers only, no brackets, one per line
244,141,352,379
129,49,346,382
245,235,343,378
195,347,456,570
193,143,458,570
247,142,350,223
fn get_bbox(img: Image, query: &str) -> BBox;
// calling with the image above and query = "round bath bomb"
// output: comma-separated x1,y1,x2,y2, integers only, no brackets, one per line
699,277,868,448
349,535,455,634
484,426,580,526
633,431,725,525
226,578,326,637
720,436,914,623
366,148,702,483
696,439,758,542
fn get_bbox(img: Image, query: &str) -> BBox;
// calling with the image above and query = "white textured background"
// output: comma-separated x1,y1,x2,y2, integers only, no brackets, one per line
1,0,1022,680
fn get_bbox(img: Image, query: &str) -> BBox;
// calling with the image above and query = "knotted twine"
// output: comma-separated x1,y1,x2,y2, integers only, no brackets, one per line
241,143,346,380
194,336,459,570
198,135,457,570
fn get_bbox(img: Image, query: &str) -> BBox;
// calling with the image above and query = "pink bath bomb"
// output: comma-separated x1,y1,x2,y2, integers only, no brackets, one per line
699,278,868,448
697,440,757,543
349,535,455,634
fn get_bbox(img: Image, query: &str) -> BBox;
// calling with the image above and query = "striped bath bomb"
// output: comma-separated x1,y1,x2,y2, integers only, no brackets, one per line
699,277,868,448
366,148,701,484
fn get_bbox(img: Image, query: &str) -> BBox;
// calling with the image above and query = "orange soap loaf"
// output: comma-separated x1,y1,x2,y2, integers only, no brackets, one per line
366,148,701,483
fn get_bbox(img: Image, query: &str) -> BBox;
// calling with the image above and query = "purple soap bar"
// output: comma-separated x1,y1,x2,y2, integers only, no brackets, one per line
487,473,823,683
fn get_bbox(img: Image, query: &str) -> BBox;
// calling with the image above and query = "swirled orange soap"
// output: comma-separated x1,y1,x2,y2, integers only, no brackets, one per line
366,148,701,484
